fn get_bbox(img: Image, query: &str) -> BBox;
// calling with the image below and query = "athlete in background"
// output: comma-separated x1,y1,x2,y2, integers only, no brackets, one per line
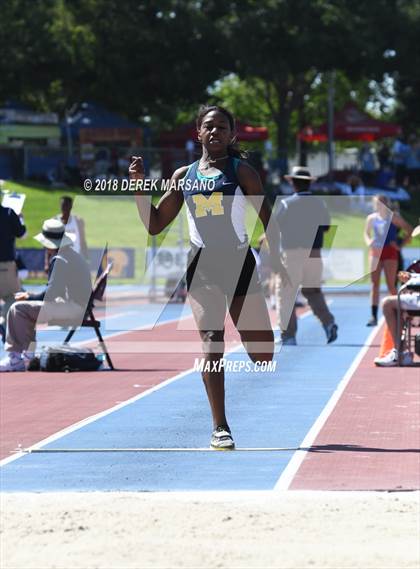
364,194,412,326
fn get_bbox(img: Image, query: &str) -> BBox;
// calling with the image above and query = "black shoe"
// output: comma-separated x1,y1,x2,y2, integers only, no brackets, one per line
324,322,338,344
27,356,40,371
366,317,378,327
210,425,235,450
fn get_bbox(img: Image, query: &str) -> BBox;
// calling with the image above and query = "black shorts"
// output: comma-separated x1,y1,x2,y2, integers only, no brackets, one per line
186,244,261,297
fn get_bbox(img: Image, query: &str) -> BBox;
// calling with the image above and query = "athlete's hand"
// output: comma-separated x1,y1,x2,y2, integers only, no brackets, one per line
129,156,145,180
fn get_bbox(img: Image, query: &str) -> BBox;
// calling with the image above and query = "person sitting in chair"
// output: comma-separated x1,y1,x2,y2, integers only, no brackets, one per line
0,218,92,372
374,270,420,367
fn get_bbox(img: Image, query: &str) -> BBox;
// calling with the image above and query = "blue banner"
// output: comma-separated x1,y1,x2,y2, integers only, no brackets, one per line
16,247,135,279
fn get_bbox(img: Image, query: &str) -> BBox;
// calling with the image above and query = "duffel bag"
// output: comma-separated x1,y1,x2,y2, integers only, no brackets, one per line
39,345,102,372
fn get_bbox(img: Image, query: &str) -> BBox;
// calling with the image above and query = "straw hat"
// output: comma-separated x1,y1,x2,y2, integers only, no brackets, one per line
284,166,317,182
34,218,74,249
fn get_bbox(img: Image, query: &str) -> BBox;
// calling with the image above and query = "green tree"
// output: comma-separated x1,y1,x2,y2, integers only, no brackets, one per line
0,0,230,121
209,71,376,154
0,0,95,112
221,0,403,169
392,1,420,133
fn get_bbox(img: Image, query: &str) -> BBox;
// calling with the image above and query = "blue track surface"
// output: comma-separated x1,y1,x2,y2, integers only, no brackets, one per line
0,296,372,492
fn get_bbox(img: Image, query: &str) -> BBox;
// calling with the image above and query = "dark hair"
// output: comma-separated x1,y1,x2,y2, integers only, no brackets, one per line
61,195,73,205
375,193,390,207
196,105,247,159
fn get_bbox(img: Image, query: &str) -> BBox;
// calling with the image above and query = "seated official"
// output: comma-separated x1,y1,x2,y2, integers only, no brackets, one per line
0,219,92,372
0,203,26,341
374,271,420,367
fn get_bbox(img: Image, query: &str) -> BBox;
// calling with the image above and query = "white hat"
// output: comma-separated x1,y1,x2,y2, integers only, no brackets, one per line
285,166,317,181
34,218,74,249
412,225,420,238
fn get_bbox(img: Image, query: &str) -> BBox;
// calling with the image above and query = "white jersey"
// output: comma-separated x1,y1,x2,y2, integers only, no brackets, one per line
56,214,82,253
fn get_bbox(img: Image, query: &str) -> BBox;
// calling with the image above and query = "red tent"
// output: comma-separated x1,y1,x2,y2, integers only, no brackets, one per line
299,103,401,142
160,119,268,146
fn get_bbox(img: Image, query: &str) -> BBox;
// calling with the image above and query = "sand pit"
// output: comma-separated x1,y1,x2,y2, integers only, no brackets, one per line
1,491,419,568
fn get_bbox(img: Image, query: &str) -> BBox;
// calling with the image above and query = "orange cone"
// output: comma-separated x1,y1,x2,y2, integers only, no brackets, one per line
379,324,394,357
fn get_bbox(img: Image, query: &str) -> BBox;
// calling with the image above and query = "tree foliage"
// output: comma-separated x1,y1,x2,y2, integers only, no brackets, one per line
392,0,420,133
0,0,229,120
218,0,408,162
0,0,418,145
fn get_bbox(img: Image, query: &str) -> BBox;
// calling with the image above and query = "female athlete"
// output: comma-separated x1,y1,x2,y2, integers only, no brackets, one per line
364,194,412,326
129,105,284,450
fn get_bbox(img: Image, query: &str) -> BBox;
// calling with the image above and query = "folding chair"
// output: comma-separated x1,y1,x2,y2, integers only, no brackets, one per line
397,260,420,366
63,262,115,370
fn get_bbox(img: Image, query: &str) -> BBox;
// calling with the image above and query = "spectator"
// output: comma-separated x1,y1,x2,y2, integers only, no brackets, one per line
0,219,92,372
117,154,130,178
358,143,376,187
94,149,109,177
377,142,390,169
0,203,26,342
406,134,420,191
391,136,410,187
55,196,88,258
375,164,395,189
347,174,363,193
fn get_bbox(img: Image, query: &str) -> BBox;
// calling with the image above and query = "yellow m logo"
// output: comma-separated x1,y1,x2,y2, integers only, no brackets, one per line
192,192,224,218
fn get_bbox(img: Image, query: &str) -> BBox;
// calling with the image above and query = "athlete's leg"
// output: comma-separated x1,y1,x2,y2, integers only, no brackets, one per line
368,253,382,324
383,258,398,295
369,254,382,307
188,285,229,428
229,292,274,363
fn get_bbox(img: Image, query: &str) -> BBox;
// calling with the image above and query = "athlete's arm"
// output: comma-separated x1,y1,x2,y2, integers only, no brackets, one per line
237,161,286,279
130,156,185,235
393,213,413,246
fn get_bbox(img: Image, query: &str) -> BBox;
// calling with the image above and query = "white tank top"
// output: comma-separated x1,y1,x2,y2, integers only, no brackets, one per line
57,214,81,253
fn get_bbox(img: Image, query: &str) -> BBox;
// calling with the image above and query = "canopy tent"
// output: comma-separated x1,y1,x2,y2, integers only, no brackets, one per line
64,102,142,145
160,119,268,146
299,103,401,142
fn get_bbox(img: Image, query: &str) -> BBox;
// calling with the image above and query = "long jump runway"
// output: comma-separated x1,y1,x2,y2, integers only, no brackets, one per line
0,295,418,492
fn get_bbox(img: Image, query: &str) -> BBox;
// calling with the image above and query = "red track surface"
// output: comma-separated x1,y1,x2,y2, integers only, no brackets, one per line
290,327,420,491
0,314,246,460
3,305,418,491
0,319,202,460
1,301,289,461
